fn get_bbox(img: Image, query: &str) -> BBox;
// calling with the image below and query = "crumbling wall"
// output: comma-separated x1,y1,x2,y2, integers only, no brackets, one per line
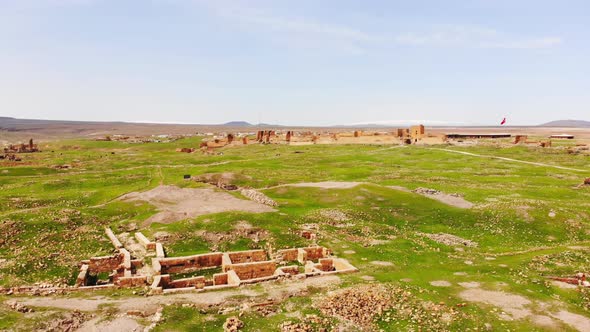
227,250,268,264
301,247,328,261
157,253,223,274
115,276,147,287
225,261,277,280
88,254,124,274
276,249,299,262
279,266,300,275
213,273,229,285
168,276,206,289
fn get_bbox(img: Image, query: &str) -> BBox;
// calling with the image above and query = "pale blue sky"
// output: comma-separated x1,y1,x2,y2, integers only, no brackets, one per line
1,0,588,126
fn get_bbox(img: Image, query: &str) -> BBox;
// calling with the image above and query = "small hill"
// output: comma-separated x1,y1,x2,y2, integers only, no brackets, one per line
222,121,253,127
539,120,590,127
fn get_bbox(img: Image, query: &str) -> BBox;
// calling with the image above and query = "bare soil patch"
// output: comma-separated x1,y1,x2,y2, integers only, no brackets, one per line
119,185,275,225
370,261,394,266
79,316,143,332
459,287,590,331
430,280,452,287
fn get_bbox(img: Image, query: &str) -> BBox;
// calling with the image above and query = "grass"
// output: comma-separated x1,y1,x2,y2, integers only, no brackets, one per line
1,137,589,330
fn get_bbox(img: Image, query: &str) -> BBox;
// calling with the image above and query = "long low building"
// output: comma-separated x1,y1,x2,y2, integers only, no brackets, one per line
549,134,574,139
445,133,512,139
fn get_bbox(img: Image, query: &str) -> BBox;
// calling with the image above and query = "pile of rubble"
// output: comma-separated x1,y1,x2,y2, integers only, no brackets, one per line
240,189,278,207
223,317,244,332
418,233,478,247
317,209,350,222
414,187,442,195
318,284,468,330
6,301,33,313
279,315,331,332
317,284,393,327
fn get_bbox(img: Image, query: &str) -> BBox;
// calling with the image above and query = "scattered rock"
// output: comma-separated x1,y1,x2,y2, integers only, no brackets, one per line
7,301,33,313
418,232,478,247
223,316,244,332
240,189,278,207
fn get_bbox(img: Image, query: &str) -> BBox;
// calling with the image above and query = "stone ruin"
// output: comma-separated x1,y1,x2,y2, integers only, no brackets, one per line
3,139,39,154
75,228,357,293
1,138,39,161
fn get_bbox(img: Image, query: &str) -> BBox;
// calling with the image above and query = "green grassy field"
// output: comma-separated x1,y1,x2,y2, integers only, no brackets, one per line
1,138,589,331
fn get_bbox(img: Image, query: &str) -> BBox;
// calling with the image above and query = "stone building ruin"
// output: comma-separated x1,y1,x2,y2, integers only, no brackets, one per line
75,228,357,293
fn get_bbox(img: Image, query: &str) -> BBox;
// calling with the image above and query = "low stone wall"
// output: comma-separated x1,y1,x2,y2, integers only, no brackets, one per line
279,266,300,275
135,232,156,250
115,276,147,287
88,253,124,274
213,273,228,286
105,227,123,249
318,258,335,272
76,264,89,286
227,250,268,264
302,247,328,261
168,276,206,289
155,243,165,258
276,249,299,262
157,253,223,274
225,261,277,280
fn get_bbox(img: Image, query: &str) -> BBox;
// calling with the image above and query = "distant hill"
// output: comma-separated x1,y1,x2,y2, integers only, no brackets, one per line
540,120,590,127
222,121,253,127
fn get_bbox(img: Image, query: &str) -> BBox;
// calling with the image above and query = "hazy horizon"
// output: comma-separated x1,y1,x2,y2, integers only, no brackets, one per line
1,1,589,126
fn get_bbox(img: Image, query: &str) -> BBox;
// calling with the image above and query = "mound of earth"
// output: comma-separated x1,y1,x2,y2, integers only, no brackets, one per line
119,185,276,225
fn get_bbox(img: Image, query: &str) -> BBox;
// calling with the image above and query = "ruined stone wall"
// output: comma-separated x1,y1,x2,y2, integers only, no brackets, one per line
276,249,299,262
318,258,335,272
158,253,223,274
213,273,228,285
168,276,206,289
279,266,300,275
302,247,327,261
227,250,268,264
88,254,124,274
115,276,147,287
225,261,277,280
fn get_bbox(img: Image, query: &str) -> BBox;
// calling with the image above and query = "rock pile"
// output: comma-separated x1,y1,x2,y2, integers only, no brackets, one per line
317,284,393,326
223,316,244,332
240,189,278,207
318,284,467,330
7,301,33,313
317,209,350,222
414,187,441,195
279,321,314,332
419,232,478,247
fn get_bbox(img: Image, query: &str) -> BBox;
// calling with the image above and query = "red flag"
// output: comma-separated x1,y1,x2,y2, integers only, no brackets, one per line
500,117,506,125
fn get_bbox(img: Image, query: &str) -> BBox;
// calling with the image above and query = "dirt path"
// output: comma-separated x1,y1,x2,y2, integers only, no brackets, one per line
15,275,341,313
434,148,588,173
459,285,590,331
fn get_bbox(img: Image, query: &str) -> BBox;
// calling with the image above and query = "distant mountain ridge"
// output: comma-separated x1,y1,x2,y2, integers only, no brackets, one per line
539,120,590,127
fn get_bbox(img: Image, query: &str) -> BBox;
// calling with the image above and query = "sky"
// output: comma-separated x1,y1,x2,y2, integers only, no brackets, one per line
1,0,589,126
